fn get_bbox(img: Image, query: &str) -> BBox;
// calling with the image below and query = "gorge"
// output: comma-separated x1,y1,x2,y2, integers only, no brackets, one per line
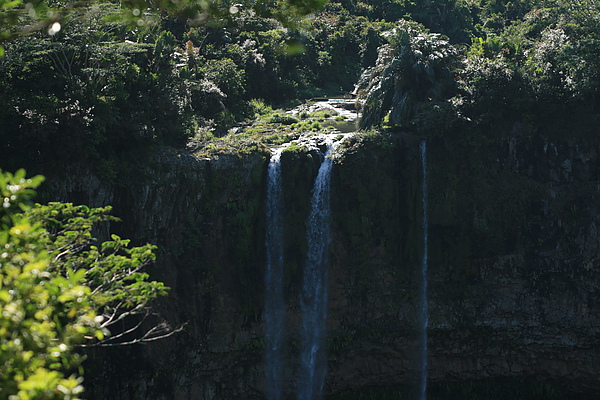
3,1,600,399
37,130,600,399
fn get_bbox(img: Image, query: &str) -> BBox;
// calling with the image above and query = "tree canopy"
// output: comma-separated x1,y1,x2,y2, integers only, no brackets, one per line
0,0,329,54
351,0,600,136
355,20,459,130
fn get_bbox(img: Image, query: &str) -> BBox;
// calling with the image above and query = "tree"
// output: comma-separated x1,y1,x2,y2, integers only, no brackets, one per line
0,5,198,173
523,2,600,108
354,19,459,129
0,0,329,54
0,169,177,400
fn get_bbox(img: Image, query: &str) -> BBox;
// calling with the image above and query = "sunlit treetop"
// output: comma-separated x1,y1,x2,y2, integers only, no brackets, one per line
0,0,329,54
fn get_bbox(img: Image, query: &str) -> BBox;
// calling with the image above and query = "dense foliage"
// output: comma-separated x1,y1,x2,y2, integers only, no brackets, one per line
355,19,459,129
453,0,600,138
0,0,328,49
0,2,382,173
0,169,172,399
2,1,599,172
352,0,600,136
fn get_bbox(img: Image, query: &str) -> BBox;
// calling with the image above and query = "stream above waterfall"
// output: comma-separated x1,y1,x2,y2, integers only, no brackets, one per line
290,98,359,133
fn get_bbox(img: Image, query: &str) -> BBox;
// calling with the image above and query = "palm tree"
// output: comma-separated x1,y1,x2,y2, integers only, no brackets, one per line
355,20,459,130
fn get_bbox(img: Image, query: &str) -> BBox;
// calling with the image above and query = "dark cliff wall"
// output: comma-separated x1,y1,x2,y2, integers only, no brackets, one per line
326,133,424,392
41,133,600,398
47,147,273,399
326,133,600,397
425,135,600,393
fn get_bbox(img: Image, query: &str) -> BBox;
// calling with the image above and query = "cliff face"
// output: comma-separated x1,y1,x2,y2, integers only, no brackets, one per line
44,133,600,398
328,134,600,396
425,136,600,393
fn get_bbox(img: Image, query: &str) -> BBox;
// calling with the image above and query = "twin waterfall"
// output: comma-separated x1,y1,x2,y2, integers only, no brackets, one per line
264,138,430,400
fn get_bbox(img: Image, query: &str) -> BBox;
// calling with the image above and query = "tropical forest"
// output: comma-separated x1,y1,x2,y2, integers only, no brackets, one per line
1,0,600,399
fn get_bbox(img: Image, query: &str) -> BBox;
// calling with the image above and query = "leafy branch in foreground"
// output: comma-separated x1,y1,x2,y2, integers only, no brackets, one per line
0,169,179,400
26,201,183,347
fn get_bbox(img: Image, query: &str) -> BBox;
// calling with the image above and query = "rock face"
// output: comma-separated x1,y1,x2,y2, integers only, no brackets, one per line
424,135,600,394
43,133,600,398
328,134,600,396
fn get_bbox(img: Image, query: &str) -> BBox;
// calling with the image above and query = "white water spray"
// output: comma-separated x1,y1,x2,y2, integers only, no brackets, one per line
265,147,286,400
419,140,429,400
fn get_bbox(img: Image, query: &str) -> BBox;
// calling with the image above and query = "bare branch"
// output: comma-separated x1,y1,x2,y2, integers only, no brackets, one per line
80,322,186,348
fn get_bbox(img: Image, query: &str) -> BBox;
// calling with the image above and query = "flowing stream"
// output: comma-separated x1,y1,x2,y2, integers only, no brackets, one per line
419,140,429,400
265,147,286,400
297,137,340,400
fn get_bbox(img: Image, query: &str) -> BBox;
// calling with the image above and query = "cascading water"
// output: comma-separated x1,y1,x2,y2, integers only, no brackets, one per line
419,140,429,400
297,137,340,400
265,147,286,400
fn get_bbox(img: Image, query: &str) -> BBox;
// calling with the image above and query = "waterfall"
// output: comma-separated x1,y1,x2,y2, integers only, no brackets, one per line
265,147,286,400
419,140,429,400
298,138,338,400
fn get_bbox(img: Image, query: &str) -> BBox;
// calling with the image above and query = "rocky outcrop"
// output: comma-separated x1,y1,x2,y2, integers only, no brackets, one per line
42,133,600,398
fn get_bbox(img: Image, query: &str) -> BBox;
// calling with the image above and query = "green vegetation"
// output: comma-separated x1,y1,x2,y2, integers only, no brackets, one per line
0,170,174,399
355,19,459,129
3,0,600,398
353,1,600,137
3,1,597,171
0,0,329,51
